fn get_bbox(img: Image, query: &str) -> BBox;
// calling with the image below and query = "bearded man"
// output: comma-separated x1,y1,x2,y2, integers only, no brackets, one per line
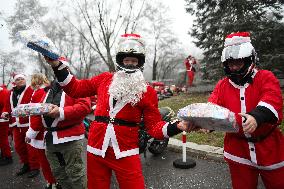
44,33,189,189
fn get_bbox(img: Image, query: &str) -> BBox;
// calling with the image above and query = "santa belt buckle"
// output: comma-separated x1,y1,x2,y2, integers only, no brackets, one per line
109,117,115,124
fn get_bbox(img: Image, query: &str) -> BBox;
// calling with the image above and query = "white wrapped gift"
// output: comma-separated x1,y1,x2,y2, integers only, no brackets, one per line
11,103,51,117
177,103,239,132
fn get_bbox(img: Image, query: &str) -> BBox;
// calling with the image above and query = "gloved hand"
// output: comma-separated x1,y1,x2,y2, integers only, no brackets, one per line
44,56,60,67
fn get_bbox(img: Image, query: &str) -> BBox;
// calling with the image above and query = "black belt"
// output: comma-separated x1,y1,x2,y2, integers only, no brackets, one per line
46,124,75,132
94,116,139,127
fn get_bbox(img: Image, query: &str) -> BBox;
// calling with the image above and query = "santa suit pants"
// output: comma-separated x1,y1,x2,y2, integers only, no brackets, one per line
228,161,284,189
87,147,145,189
186,70,195,86
0,123,11,158
13,127,39,170
35,147,56,184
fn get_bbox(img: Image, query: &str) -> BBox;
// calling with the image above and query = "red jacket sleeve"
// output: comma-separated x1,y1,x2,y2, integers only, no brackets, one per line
26,115,44,139
60,97,91,125
256,71,283,124
60,72,111,99
142,87,167,140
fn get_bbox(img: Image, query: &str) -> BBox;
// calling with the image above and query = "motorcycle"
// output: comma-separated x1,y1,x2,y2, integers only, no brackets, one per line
83,107,175,157
139,107,175,157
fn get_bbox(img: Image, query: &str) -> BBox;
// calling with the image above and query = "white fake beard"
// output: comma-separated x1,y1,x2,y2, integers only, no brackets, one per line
108,70,147,106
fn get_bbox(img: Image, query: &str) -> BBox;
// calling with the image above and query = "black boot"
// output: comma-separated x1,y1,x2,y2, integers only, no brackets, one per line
0,157,13,166
16,163,30,176
27,169,40,178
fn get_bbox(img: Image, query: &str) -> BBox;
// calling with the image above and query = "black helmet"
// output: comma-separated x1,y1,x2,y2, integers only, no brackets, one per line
221,32,257,85
115,34,145,73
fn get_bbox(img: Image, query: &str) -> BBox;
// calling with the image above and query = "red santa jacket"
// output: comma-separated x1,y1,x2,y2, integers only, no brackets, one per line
184,56,197,72
209,69,284,170
58,72,169,159
0,87,9,126
26,87,91,147
3,85,34,127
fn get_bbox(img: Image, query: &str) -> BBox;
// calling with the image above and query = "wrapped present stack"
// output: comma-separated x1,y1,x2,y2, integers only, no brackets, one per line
177,103,239,132
12,103,50,117
16,25,59,60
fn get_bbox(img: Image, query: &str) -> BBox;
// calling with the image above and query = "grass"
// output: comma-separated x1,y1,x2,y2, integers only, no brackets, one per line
158,91,284,148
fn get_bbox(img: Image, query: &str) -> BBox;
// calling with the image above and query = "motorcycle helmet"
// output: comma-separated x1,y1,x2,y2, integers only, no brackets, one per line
221,32,257,85
115,33,145,73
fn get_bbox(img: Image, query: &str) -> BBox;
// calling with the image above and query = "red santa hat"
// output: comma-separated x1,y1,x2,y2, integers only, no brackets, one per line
13,73,27,82
221,32,255,62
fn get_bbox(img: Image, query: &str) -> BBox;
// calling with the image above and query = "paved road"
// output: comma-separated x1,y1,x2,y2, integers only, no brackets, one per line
0,143,265,189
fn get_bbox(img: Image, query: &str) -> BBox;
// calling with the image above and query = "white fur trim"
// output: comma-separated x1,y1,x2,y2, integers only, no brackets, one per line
239,87,257,163
28,139,45,149
58,107,64,121
9,122,16,127
87,145,103,156
0,118,9,122
87,145,139,159
13,74,26,82
9,86,30,127
258,101,279,120
58,74,73,86
224,151,284,170
26,127,39,139
224,36,251,47
91,105,96,110
162,122,169,138
109,96,128,117
14,123,29,127
52,132,84,144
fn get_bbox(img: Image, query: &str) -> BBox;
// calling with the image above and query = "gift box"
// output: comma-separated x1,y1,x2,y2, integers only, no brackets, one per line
16,25,59,60
11,103,50,117
177,103,239,132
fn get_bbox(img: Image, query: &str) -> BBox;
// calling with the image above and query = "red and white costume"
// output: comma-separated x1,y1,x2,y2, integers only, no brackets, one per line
26,88,91,145
184,56,197,87
59,72,170,189
209,69,284,188
0,86,11,159
25,87,56,184
3,85,39,170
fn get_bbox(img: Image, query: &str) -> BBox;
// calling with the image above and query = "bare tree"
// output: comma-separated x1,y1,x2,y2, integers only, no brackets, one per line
58,0,146,72
5,0,53,77
0,50,25,86
140,1,185,81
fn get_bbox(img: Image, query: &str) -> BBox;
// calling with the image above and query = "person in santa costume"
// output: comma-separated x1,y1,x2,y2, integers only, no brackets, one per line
199,32,283,189
1,74,40,177
25,71,91,189
0,85,13,166
184,55,197,87
44,33,188,189
25,73,60,189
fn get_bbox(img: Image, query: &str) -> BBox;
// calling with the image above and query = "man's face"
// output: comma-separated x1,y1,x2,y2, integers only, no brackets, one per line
14,77,26,88
123,57,139,67
226,59,245,72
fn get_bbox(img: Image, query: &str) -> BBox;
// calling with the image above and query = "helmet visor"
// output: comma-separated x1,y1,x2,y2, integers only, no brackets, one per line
221,42,254,62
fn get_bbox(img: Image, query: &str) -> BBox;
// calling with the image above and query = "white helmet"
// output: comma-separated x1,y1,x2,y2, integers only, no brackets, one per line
115,34,145,72
222,32,257,85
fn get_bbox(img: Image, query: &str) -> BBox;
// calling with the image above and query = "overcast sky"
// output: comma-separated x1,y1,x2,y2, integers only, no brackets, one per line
0,0,204,83
0,0,202,56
